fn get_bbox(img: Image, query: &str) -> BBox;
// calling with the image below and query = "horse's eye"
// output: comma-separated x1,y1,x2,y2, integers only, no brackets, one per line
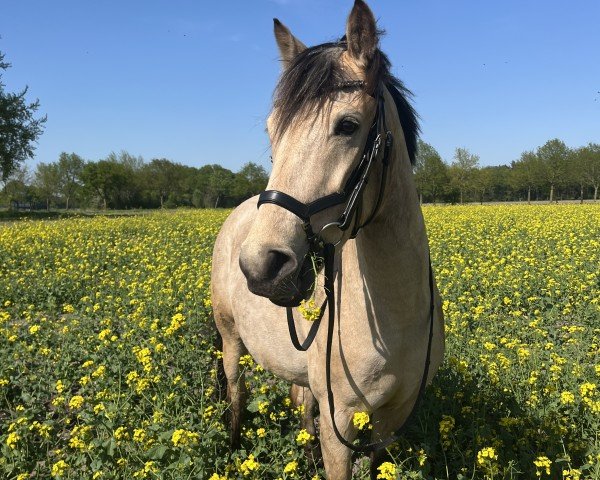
335,119,359,136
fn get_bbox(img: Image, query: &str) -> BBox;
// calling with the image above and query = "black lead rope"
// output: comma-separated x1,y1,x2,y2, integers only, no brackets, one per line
286,243,435,452
286,297,327,351
323,245,435,453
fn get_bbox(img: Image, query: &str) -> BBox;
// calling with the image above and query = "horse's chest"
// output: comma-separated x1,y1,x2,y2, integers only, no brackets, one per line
306,313,410,407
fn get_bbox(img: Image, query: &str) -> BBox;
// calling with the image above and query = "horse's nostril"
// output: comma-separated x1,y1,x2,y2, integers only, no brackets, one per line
239,245,299,297
265,249,295,281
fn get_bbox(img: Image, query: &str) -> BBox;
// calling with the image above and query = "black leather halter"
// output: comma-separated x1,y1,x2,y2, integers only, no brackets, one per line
255,82,435,453
258,83,392,245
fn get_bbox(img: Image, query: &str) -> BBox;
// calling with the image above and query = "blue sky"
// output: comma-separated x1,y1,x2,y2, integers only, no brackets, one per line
1,0,599,172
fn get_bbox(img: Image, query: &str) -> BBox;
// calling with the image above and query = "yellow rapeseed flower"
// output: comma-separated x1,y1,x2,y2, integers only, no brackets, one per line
239,454,259,476
533,456,552,476
51,460,69,477
68,395,84,409
477,447,498,466
352,411,370,430
239,354,254,367
132,460,158,478
114,426,129,441
283,460,298,474
55,379,65,393
133,428,146,443
171,428,199,447
580,382,596,398
6,431,20,449
376,462,397,480
209,474,228,480
298,298,321,322
560,391,575,405
296,428,314,445
258,401,269,414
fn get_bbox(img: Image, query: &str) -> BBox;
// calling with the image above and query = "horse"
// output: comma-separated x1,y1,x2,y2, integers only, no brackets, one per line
211,1,445,478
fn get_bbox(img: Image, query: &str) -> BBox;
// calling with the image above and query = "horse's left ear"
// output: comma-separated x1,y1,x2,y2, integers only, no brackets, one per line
345,0,379,68
274,18,307,69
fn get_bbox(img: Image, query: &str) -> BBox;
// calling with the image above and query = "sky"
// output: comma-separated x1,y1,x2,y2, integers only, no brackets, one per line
1,0,599,173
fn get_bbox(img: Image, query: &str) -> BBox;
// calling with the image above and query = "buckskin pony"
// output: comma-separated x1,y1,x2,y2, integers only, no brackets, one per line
211,1,445,478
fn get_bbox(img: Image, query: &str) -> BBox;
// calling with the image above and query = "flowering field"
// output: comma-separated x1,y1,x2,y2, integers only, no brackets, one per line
0,205,598,480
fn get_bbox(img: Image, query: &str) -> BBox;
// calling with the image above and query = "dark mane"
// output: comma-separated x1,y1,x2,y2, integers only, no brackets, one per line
272,40,420,164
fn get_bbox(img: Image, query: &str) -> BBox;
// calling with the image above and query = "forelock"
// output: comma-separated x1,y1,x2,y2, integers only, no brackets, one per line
272,42,352,141
270,40,421,164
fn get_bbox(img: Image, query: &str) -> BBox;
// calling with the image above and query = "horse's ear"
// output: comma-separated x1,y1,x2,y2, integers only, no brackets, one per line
345,0,378,68
273,18,307,69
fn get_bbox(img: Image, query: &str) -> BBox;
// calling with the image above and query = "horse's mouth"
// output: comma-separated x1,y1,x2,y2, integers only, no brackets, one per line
268,255,317,308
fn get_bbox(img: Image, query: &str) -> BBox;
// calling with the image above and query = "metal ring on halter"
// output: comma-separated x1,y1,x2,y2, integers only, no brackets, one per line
317,221,345,247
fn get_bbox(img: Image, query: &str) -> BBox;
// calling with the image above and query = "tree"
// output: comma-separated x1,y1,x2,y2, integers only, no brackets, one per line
192,164,236,208
0,165,32,209
232,162,269,201
142,158,182,208
109,150,144,172
56,152,85,209
573,143,600,202
34,162,60,210
511,151,543,204
81,160,129,209
491,165,513,201
413,140,448,204
537,139,569,202
107,151,144,208
0,51,46,183
571,148,587,203
176,165,199,207
449,147,479,203
208,165,235,208
472,167,496,204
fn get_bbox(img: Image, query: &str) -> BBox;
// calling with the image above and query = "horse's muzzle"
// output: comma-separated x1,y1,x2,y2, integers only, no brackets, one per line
239,246,315,307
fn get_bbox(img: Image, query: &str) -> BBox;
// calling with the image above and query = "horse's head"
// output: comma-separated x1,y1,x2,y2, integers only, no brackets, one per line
240,0,415,306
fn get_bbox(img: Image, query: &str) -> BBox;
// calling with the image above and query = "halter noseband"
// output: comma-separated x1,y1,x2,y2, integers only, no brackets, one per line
257,82,393,247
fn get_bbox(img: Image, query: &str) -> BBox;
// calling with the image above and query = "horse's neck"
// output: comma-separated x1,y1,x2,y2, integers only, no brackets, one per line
346,124,430,323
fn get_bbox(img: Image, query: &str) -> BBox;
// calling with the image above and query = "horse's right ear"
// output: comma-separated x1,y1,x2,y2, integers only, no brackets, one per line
273,18,307,69
345,0,378,68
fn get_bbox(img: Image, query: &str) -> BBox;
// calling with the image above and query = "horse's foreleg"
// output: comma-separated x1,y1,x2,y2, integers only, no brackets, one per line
368,415,398,480
218,320,248,450
318,409,356,480
290,384,318,435
290,384,321,465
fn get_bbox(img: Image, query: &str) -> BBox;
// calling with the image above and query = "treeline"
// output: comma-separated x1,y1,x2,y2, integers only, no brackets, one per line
1,152,269,210
415,139,600,203
2,137,599,211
